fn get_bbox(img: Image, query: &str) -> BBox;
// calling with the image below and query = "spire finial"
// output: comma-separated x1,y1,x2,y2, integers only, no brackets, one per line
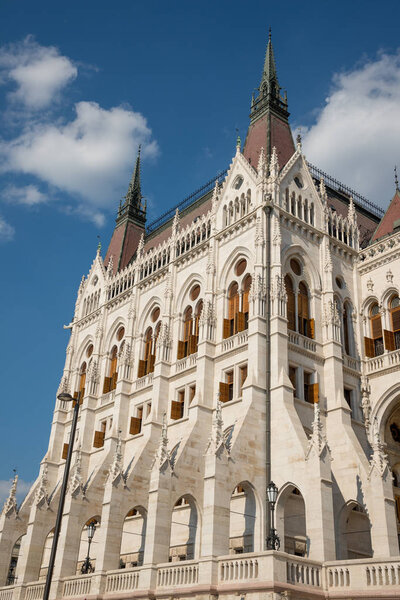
395,166,399,191
97,235,101,254
124,145,144,214
260,26,279,91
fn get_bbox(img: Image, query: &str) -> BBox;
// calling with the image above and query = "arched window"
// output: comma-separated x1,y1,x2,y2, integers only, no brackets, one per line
285,275,296,332
342,302,355,356
242,275,251,330
177,289,203,359
365,303,384,358
76,362,86,402
103,327,125,393
138,327,156,377
223,259,252,339
225,282,240,338
297,282,309,336
169,496,198,561
229,483,256,554
120,507,146,568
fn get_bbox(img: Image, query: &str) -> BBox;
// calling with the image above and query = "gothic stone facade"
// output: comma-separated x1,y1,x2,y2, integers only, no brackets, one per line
2,37,400,600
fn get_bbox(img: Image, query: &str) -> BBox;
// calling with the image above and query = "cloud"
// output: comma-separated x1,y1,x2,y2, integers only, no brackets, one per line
0,36,77,109
300,50,400,207
0,478,32,507
3,184,47,206
0,215,15,241
0,101,158,209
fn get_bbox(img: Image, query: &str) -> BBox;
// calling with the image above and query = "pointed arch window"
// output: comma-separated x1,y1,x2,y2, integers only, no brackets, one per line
284,272,314,338
74,362,86,403
343,303,350,355
383,295,400,351
138,326,157,377
298,282,309,336
364,303,384,357
285,275,296,332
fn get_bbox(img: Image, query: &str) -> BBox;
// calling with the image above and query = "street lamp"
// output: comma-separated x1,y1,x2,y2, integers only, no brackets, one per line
43,392,81,600
266,481,280,550
81,521,96,574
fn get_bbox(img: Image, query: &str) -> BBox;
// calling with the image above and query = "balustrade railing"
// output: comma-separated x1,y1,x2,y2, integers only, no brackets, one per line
288,330,317,353
0,588,14,600
105,568,140,593
25,582,44,600
157,562,198,587
286,558,321,587
221,330,248,353
219,557,259,581
366,348,400,374
62,575,91,597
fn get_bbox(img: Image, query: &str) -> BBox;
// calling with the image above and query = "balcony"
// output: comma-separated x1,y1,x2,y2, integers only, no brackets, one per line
366,348,400,375
221,330,248,353
288,330,317,353
3,552,400,599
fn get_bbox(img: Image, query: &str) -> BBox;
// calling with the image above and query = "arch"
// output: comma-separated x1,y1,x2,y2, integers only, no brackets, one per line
76,517,101,574
282,244,321,293
174,274,205,315
136,296,163,335
285,274,296,331
39,528,55,580
338,501,372,559
380,286,400,309
229,482,256,554
297,281,310,336
6,534,26,585
103,317,127,354
169,494,200,561
120,507,147,568
276,483,307,557
75,335,95,369
219,246,253,292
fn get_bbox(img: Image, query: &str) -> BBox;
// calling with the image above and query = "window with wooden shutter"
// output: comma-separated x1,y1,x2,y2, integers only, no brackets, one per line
285,275,296,331
237,312,245,332
93,430,105,448
343,305,350,354
62,443,69,460
223,319,230,339
111,372,118,390
307,318,315,340
392,307,400,332
109,345,118,378
137,360,146,378
103,376,112,394
73,391,83,406
384,330,396,352
308,382,319,404
177,340,186,360
189,335,198,355
226,370,234,401
371,315,382,339
219,381,230,403
171,400,184,420
364,336,375,358
298,282,309,336
148,354,156,374
130,416,142,435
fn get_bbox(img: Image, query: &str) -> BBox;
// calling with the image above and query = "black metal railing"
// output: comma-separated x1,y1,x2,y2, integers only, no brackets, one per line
146,170,228,235
307,162,384,219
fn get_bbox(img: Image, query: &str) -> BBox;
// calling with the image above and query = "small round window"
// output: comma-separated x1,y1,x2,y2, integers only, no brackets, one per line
290,258,302,276
190,284,200,301
151,307,160,322
235,258,247,276
233,176,244,190
86,344,94,358
117,326,125,341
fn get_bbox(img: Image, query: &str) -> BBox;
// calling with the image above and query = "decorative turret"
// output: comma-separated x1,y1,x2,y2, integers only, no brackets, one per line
104,146,147,274
243,29,295,172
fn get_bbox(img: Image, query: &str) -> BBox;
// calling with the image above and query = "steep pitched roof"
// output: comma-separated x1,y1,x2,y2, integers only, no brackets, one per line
371,188,400,242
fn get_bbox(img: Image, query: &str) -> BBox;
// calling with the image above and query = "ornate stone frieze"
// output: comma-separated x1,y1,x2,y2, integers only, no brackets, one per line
271,274,287,317
205,400,231,457
69,446,85,498
368,418,390,480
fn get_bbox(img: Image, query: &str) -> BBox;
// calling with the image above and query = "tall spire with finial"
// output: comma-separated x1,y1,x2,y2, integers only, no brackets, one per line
243,28,295,172
104,145,147,274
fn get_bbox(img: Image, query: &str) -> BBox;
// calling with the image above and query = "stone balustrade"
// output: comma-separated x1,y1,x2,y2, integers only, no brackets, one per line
366,348,400,375
288,330,317,353
2,553,400,599
221,330,248,353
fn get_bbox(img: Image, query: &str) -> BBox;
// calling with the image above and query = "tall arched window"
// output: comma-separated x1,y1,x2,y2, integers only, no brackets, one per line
364,303,383,358
285,275,296,332
242,275,251,330
223,260,252,339
177,287,203,359
390,296,400,350
284,261,314,339
75,362,86,402
138,327,156,377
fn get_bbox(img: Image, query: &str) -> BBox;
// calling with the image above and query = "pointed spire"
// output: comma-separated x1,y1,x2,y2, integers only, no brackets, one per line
261,27,279,91
395,166,399,191
269,146,279,179
2,472,18,515
125,145,142,208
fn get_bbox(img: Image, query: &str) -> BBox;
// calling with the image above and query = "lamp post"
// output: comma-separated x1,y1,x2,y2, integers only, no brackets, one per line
43,392,80,600
81,521,96,574
266,481,280,550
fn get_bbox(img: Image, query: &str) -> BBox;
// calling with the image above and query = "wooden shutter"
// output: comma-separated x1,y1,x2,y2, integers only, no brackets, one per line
392,309,400,332
307,318,315,340
137,359,146,378
103,377,111,394
177,340,186,359
62,443,69,460
130,417,142,435
287,294,295,331
189,335,198,354
237,312,245,332
111,372,118,390
223,319,230,339
93,430,105,448
384,330,396,352
219,381,230,403
371,316,382,339
171,400,184,420
364,336,375,358
242,291,249,315
308,383,319,403
73,391,83,406
148,354,156,373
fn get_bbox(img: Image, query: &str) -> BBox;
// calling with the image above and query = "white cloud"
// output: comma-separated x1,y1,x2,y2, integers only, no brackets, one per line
0,215,15,241
3,184,47,206
0,36,77,109
0,101,158,209
0,478,32,507
301,50,400,207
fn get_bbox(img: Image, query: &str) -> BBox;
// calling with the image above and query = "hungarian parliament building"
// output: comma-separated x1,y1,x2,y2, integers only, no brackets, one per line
1,33,400,600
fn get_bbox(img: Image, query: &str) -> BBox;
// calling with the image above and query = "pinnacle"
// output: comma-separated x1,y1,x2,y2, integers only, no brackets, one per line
261,27,279,89
125,145,142,209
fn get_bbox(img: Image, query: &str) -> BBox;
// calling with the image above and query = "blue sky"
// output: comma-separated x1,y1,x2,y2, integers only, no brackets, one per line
1,0,400,503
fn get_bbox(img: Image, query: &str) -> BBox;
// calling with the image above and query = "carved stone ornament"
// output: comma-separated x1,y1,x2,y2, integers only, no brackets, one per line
106,255,114,279
172,208,180,237
69,445,85,498
199,299,216,327
206,399,231,457
366,278,374,293
361,376,371,434
272,214,281,247
386,269,394,283
137,233,144,258
324,239,333,272
319,178,327,205
257,146,266,179
211,180,219,214
152,414,173,473
108,430,125,487
305,402,330,460
206,244,216,274
323,300,340,327
368,418,390,480
255,215,264,246
269,146,279,180
164,271,173,299
35,463,49,506
2,474,18,516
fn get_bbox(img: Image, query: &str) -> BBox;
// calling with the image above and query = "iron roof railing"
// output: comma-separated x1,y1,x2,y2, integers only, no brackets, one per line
307,162,384,219
146,170,228,234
